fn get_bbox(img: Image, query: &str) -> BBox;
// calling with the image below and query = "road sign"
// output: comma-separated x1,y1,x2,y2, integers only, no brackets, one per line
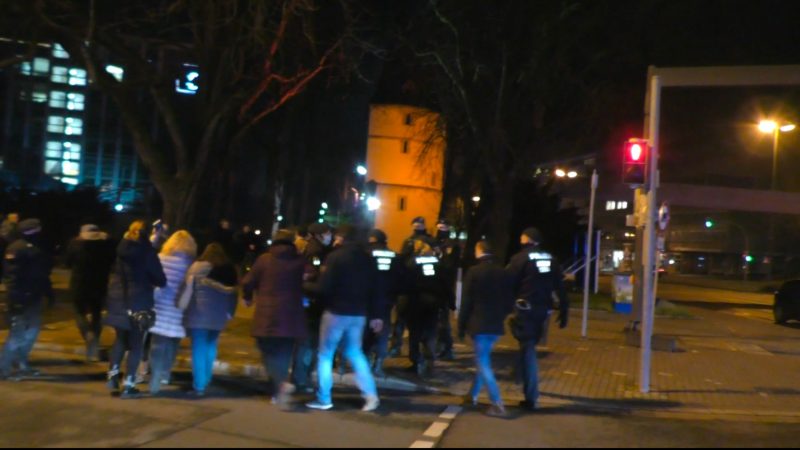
658,202,670,231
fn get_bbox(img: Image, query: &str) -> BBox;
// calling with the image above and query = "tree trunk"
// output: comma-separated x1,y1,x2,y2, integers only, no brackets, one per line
487,178,515,263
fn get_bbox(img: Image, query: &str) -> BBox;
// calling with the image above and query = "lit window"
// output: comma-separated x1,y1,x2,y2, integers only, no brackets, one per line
47,116,65,133
31,91,47,103
606,201,617,211
19,61,32,76
617,201,628,210
66,93,85,110
32,58,50,76
52,43,69,59
61,177,79,185
62,161,80,176
68,68,87,86
105,65,124,82
44,160,61,175
49,91,66,108
64,117,83,135
175,66,200,94
51,66,68,83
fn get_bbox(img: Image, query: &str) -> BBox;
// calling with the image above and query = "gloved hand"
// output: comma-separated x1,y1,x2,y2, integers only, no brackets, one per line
557,310,569,329
369,319,384,334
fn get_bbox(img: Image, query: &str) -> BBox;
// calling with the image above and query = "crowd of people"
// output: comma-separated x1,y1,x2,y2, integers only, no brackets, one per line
0,212,569,417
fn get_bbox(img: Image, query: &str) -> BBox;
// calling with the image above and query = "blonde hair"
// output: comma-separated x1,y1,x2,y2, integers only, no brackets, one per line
124,220,147,242
160,230,198,258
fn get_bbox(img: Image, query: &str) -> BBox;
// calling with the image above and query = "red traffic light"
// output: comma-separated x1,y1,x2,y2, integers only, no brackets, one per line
622,138,648,186
628,143,643,162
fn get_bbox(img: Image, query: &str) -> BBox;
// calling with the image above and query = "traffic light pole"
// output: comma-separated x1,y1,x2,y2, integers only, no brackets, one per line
640,75,662,394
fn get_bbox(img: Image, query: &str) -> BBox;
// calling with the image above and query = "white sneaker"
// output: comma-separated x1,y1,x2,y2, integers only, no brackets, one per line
306,400,334,410
362,396,380,412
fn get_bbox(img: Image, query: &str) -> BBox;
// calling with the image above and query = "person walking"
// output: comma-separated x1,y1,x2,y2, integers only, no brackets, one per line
364,229,400,378
506,227,569,411
148,230,197,395
105,220,166,399
0,219,53,381
242,230,307,408
65,224,116,362
291,222,333,393
305,225,384,412
458,241,514,418
180,243,239,397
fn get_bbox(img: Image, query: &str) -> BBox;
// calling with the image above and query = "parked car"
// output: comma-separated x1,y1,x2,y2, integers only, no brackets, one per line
774,280,800,324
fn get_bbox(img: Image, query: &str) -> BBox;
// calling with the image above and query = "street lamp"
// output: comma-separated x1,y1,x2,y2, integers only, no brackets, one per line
555,168,567,178
366,197,381,211
759,119,795,279
356,165,368,176
758,119,796,191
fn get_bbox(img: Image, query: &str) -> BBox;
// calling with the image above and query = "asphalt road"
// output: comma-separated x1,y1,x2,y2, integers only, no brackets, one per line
1,276,799,447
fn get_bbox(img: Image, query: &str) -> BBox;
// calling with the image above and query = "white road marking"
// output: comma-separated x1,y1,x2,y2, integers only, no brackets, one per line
423,422,450,438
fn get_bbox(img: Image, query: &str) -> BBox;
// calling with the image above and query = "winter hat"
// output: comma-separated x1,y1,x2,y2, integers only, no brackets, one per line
81,224,99,234
272,229,296,245
412,216,426,231
436,219,449,232
522,227,543,244
19,218,42,236
368,229,388,244
309,223,331,236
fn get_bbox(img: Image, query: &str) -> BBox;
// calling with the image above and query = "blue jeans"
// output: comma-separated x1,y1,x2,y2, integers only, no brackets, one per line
189,329,220,392
469,335,502,405
520,339,539,405
0,308,42,374
149,334,181,394
316,312,377,405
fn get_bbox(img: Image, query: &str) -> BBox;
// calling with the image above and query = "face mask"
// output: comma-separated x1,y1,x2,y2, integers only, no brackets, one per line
436,230,449,241
414,229,426,236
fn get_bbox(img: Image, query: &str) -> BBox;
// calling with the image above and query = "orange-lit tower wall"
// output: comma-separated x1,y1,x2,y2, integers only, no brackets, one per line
366,105,445,252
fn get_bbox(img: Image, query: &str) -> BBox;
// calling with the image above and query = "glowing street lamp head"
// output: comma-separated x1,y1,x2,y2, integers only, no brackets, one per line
555,169,567,178
567,171,578,179
356,165,368,176
759,120,777,133
471,196,481,203
366,197,382,211
780,124,796,132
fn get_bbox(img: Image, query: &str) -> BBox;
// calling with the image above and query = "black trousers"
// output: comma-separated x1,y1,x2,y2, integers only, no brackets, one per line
408,306,438,365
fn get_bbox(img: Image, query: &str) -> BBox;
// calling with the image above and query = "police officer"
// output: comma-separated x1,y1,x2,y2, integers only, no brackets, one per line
292,222,333,393
0,219,54,381
363,229,400,377
506,227,568,411
434,219,460,360
390,217,437,357
404,240,453,378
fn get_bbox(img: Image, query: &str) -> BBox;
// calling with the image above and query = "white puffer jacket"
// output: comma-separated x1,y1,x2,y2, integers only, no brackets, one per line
151,253,194,338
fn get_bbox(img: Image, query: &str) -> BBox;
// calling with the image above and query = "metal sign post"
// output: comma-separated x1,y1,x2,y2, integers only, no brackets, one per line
581,170,599,339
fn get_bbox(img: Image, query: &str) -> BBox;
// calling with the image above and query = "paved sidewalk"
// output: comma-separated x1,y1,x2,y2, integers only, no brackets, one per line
385,309,800,419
